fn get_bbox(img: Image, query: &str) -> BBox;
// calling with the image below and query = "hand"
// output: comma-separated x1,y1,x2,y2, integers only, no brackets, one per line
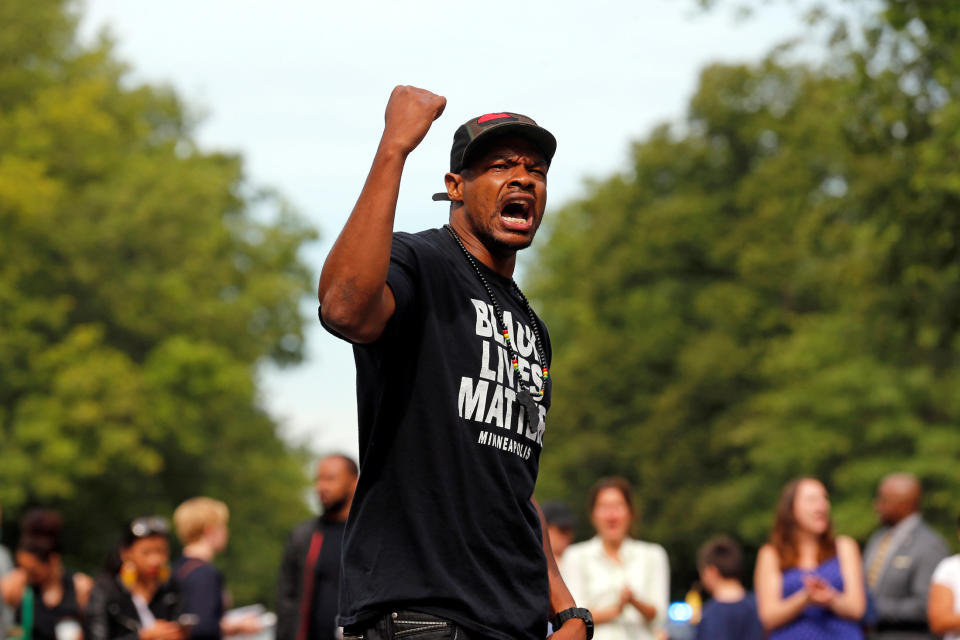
623,589,657,622
803,575,837,607
4,569,27,592
139,621,186,640
547,618,587,640
381,85,446,156
0,569,28,606
620,586,632,609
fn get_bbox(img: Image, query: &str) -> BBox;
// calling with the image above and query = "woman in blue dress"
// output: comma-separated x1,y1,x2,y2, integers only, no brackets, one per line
754,477,866,639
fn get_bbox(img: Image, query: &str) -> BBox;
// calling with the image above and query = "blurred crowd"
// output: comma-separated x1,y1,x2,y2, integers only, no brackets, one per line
544,472,959,640
0,454,359,640
3,466,960,640
0,500,265,640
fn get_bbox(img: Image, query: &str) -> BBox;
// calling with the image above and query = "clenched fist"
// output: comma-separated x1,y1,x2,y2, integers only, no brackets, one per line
381,85,447,156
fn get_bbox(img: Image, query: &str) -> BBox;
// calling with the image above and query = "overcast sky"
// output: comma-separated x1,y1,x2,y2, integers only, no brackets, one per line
78,0,815,458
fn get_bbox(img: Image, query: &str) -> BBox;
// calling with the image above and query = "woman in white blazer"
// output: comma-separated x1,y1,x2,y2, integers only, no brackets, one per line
561,477,669,640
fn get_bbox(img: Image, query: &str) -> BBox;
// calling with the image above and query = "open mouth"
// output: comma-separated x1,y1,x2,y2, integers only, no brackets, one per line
499,197,534,229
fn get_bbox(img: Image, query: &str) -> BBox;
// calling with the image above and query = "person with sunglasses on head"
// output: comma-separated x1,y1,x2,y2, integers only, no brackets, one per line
85,517,186,640
0,509,93,640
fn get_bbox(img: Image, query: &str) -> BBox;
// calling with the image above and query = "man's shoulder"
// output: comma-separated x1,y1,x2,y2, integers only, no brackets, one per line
294,517,320,534
287,518,321,545
913,517,944,538
909,519,949,551
389,227,457,278
393,227,447,253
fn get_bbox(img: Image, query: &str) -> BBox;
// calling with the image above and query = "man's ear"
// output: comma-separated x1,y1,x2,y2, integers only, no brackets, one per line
444,172,464,202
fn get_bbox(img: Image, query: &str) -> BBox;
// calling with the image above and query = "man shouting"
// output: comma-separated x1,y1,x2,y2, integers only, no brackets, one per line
317,86,591,640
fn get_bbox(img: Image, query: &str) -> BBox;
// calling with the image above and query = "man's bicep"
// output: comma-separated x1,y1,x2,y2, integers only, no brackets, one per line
349,283,397,343
320,232,420,344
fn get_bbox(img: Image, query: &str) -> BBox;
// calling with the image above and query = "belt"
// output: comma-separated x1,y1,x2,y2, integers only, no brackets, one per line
343,610,482,640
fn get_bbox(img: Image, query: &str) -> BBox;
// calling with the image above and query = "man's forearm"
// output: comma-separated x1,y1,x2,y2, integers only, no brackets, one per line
317,143,404,335
547,547,577,615
318,85,446,342
538,503,587,640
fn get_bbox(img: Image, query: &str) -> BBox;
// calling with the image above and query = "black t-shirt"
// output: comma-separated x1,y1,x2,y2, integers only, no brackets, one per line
17,572,81,640
324,228,552,640
309,520,344,640
173,557,224,640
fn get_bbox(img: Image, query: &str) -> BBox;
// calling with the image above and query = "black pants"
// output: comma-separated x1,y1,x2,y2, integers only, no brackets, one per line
342,610,482,640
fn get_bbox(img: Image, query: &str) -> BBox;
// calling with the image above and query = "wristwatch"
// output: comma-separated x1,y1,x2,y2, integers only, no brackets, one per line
552,607,594,640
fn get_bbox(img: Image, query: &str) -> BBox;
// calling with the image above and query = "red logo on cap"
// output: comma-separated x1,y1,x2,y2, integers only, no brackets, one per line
477,113,511,124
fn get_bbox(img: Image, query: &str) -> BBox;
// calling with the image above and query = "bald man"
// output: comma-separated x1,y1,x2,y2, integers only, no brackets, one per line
863,473,949,640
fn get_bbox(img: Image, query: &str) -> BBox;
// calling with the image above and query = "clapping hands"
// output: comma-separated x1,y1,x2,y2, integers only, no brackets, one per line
803,575,838,607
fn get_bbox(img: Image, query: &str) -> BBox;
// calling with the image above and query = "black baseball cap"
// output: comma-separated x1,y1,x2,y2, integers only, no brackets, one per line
432,112,557,202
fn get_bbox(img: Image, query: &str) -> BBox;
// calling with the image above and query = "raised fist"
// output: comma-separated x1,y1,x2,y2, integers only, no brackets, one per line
382,85,447,155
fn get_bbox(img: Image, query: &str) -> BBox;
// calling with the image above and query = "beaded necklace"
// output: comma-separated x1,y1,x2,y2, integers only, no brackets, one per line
443,224,550,429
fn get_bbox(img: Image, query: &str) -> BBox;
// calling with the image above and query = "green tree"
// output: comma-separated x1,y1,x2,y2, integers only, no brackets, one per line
0,0,316,603
530,0,960,594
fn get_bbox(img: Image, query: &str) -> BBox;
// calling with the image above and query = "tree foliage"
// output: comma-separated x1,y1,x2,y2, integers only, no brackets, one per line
531,0,960,593
0,0,317,603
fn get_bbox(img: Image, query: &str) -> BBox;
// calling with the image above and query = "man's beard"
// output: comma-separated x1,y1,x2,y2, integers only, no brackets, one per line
322,495,348,516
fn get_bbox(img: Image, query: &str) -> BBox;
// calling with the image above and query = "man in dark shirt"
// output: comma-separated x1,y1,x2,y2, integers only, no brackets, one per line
317,86,590,640
276,454,358,640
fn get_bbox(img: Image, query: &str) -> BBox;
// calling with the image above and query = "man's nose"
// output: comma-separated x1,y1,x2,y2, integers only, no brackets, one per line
509,168,535,189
